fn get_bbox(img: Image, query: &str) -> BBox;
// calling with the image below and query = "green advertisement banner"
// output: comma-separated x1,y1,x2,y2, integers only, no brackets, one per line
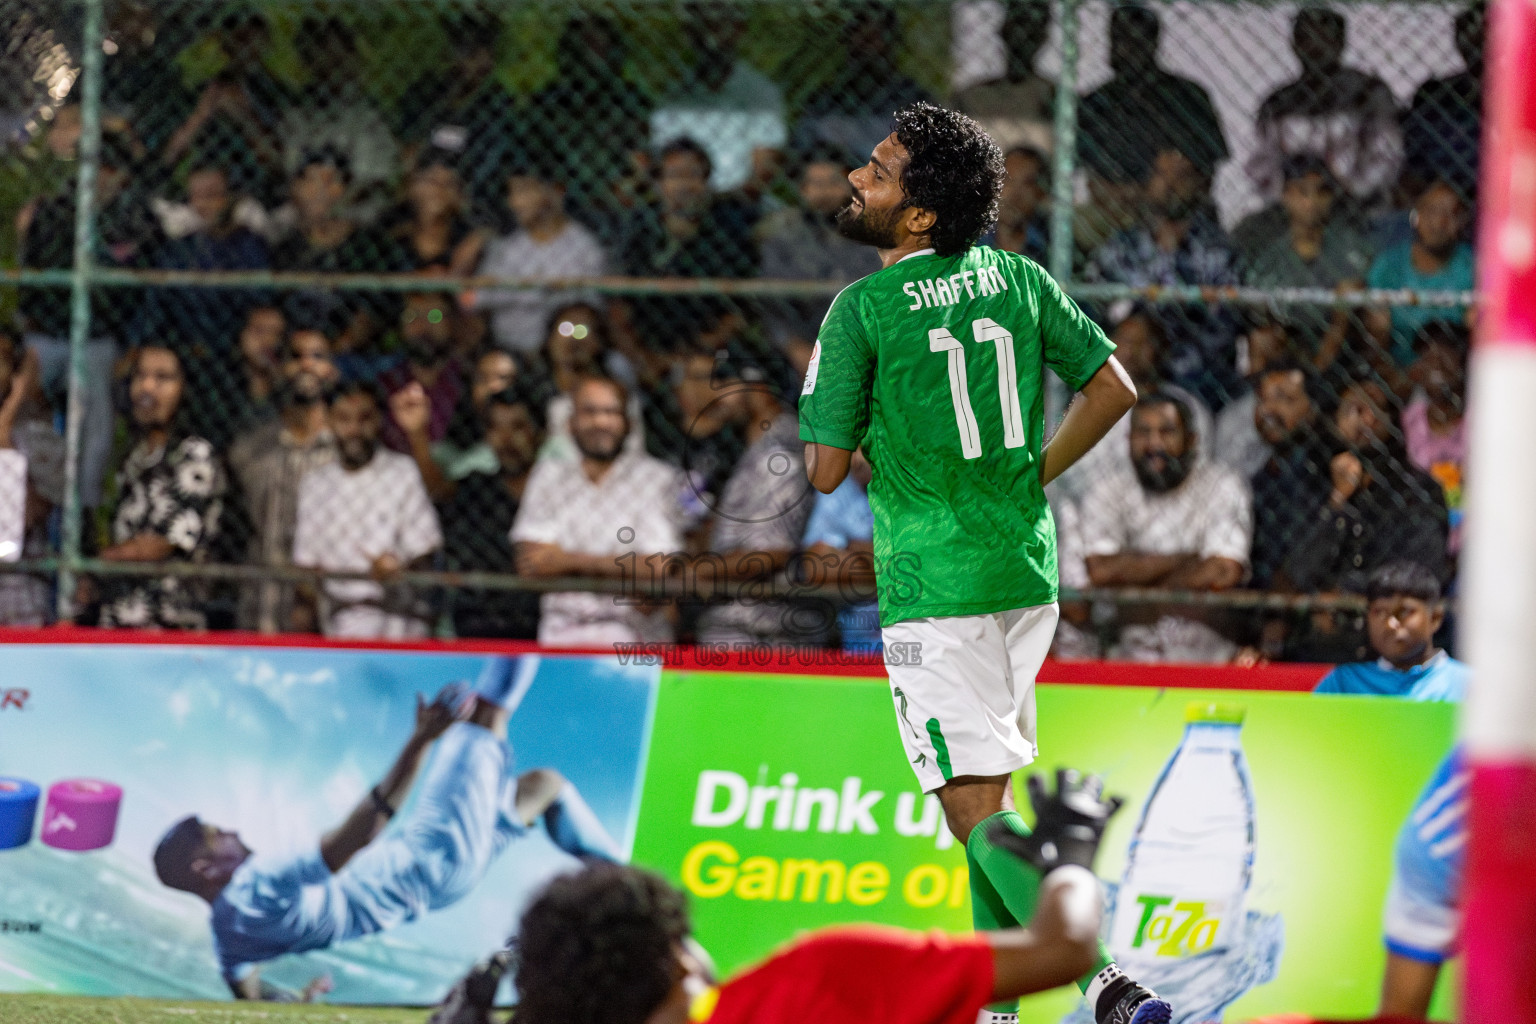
632,672,1457,1023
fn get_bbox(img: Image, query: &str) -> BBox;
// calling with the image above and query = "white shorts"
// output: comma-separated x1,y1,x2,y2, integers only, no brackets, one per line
881,603,1059,793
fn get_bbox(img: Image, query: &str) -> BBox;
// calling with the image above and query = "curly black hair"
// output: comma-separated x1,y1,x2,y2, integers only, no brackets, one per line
891,102,1005,256
513,864,691,1024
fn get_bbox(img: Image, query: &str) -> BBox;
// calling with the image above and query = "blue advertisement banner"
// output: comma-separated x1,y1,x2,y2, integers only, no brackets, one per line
0,645,658,1004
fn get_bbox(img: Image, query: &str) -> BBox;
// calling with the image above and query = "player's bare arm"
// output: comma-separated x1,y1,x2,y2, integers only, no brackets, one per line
1163,555,1245,590
987,866,1102,999
1380,951,1441,1019
1086,551,1198,587
805,539,876,590
1040,356,1137,487
710,547,799,581
1087,552,1243,590
517,541,642,579
319,688,458,872
804,441,853,494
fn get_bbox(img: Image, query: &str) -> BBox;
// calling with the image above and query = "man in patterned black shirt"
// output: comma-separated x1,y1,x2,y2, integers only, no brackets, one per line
442,386,546,639
89,345,225,629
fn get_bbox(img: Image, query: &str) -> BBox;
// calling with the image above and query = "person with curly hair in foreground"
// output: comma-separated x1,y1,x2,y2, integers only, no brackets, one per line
509,770,1122,1024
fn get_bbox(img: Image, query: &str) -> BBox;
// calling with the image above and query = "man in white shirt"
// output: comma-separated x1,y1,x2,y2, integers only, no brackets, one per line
1080,392,1253,663
511,376,686,646
293,381,443,638
466,160,607,354
280,19,400,218
649,4,786,191
696,364,814,646
1050,305,1212,508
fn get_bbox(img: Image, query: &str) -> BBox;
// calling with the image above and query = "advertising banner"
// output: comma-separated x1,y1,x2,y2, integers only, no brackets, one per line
0,644,657,1004
0,641,1460,1020
632,670,1458,1023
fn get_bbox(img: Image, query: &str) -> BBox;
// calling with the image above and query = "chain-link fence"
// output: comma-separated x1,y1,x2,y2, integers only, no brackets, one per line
0,0,1479,663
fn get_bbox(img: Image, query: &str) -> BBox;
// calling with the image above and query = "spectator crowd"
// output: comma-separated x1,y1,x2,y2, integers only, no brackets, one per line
0,1,1483,665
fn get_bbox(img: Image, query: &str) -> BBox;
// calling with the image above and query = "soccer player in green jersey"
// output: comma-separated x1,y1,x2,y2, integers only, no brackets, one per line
799,103,1165,1024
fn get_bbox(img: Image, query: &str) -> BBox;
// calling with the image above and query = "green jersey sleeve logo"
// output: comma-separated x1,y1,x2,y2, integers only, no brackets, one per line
802,340,821,397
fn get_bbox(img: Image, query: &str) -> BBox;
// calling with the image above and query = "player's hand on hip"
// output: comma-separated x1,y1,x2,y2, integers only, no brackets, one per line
989,768,1124,876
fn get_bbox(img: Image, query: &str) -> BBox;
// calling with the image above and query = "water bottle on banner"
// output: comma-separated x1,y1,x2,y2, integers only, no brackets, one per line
1108,702,1255,966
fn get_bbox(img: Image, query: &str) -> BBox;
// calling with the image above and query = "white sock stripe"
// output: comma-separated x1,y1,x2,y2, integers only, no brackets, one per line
1085,963,1125,1010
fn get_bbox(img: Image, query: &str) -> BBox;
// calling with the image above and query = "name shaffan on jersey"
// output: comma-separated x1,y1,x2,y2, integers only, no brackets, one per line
798,247,1114,627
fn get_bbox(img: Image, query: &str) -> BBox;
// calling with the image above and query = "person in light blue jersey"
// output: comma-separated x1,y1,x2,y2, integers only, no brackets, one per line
801,448,881,654
152,656,619,1001
1379,745,1466,1019
1314,561,1468,701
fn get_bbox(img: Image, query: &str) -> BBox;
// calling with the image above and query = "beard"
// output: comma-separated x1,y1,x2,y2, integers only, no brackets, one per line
1146,193,1202,222
1419,236,1459,261
279,371,331,409
339,436,377,470
405,340,447,368
130,396,174,433
1133,450,1195,493
495,446,535,477
574,427,622,463
1256,413,1294,447
835,196,903,248
131,409,171,432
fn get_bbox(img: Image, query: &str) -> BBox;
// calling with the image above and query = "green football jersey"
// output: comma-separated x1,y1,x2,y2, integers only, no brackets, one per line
798,246,1115,627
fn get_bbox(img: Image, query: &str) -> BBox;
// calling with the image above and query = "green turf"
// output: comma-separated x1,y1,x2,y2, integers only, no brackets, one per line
0,996,433,1024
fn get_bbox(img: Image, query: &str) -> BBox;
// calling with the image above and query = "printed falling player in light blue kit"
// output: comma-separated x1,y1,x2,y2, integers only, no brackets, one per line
151,656,619,1001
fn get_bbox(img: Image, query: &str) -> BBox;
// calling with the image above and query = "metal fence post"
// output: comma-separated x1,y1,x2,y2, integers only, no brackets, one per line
58,0,105,623
1048,0,1079,286
1045,0,1081,427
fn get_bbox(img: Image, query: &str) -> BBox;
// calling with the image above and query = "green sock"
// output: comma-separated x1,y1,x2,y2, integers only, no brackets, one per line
968,837,1021,1015
967,811,1117,1000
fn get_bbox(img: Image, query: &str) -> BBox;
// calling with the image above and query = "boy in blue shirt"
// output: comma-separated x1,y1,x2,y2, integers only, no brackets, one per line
1314,561,1467,701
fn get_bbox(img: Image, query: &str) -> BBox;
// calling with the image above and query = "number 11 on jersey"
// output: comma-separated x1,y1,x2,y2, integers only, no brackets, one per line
928,317,1026,459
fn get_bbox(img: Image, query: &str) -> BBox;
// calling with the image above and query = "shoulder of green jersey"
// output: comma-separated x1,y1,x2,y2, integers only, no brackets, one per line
991,247,1047,278
816,277,869,333
804,279,869,397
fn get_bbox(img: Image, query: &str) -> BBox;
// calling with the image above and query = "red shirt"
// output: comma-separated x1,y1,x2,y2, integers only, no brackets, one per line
1245,1018,1428,1024
701,926,995,1024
